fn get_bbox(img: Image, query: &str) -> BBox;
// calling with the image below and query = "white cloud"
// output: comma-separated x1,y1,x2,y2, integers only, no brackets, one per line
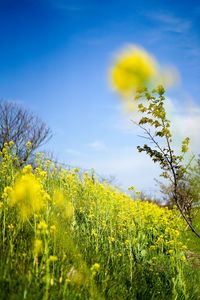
165,97,200,153
88,140,107,151
147,12,192,34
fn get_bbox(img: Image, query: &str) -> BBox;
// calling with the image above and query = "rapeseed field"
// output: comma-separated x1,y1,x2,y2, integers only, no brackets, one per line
0,142,199,299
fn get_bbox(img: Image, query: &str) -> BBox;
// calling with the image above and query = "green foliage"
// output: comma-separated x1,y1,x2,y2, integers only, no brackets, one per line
136,86,186,180
135,85,200,238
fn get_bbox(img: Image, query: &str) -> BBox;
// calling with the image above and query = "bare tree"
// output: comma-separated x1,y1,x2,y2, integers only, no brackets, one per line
0,101,52,165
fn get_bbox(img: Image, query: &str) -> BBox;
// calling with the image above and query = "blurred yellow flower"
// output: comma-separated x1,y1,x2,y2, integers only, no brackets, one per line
8,224,14,230
110,45,158,96
50,225,56,234
33,239,43,256
91,263,100,272
37,220,48,231
110,44,180,107
8,173,47,221
53,188,74,219
49,255,58,263
53,189,65,207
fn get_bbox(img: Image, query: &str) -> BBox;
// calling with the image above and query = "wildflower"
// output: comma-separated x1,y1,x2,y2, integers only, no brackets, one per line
181,245,187,251
22,165,32,174
9,140,14,147
45,160,51,167
37,220,48,231
33,239,43,256
59,277,63,283
111,45,158,97
91,263,100,273
49,255,58,263
108,236,115,243
91,229,98,237
53,189,65,207
8,173,47,221
8,224,14,230
53,189,74,219
26,141,32,149
125,239,130,245
150,245,156,251
180,255,186,262
50,225,56,234
2,186,13,199
50,278,54,286
39,170,47,178
64,201,74,219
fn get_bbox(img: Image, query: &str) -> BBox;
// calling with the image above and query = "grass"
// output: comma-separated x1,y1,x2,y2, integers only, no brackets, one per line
0,143,200,299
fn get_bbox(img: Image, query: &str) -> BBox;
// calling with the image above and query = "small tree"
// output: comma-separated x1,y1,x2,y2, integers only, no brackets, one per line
0,101,52,165
134,85,200,238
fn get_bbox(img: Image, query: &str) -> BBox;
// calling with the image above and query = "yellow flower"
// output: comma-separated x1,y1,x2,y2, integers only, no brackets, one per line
49,255,58,263
53,189,65,207
33,239,43,256
22,165,32,174
53,189,74,219
181,245,187,251
64,201,74,219
91,263,100,272
26,141,32,149
9,140,14,147
2,186,13,199
8,173,47,221
110,45,158,96
125,239,130,245
37,220,48,231
50,225,56,234
108,236,115,243
8,224,14,230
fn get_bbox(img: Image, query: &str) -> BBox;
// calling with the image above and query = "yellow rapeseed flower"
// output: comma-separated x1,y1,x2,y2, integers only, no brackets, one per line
110,45,158,97
53,188,74,219
37,220,48,231
91,263,100,272
53,189,65,207
8,173,47,221
49,255,58,263
7,224,14,230
50,225,56,234
33,239,43,256
22,165,32,175
26,141,32,149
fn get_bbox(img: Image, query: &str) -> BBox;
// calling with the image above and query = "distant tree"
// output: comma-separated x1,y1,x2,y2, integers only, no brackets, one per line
0,101,52,165
158,156,200,222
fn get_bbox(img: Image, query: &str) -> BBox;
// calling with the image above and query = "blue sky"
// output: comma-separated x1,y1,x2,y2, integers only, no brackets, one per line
1,0,200,196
